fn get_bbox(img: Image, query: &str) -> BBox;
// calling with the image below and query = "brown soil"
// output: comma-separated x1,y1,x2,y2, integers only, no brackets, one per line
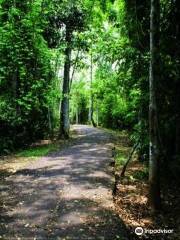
113,137,180,240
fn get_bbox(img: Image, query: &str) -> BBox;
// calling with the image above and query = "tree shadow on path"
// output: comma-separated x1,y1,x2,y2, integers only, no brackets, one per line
0,125,136,240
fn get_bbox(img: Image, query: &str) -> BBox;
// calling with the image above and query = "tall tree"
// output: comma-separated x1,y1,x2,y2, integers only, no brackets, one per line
173,0,180,157
149,0,161,211
58,3,87,138
88,51,96,127
59,25,72,138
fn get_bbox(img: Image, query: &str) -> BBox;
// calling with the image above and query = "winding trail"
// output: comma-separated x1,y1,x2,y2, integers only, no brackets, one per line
1,125,128,240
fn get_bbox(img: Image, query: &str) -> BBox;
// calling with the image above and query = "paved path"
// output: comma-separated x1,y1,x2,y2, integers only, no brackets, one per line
1,125,128,240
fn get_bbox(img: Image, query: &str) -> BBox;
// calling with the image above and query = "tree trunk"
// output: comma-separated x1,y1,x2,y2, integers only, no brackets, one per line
149,0,161,211
76,108,79,124
88,52,96,127
96,107,99,126
59,26,71,139
174,0,180,156
69,49,80,91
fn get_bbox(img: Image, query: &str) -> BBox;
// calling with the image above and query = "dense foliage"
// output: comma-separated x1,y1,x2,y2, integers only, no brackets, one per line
0,0,180,209
0,0,55,152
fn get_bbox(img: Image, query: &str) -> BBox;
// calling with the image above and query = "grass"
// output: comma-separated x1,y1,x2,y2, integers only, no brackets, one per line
0,141,61,174
0,128,76,174
111,128,148,181
114,143,131,170
115,152,127,167
16,143,59,158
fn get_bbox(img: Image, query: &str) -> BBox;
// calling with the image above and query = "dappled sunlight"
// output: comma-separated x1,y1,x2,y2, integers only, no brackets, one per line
115,159,152,230
0,0,179,237
0,126,129,240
